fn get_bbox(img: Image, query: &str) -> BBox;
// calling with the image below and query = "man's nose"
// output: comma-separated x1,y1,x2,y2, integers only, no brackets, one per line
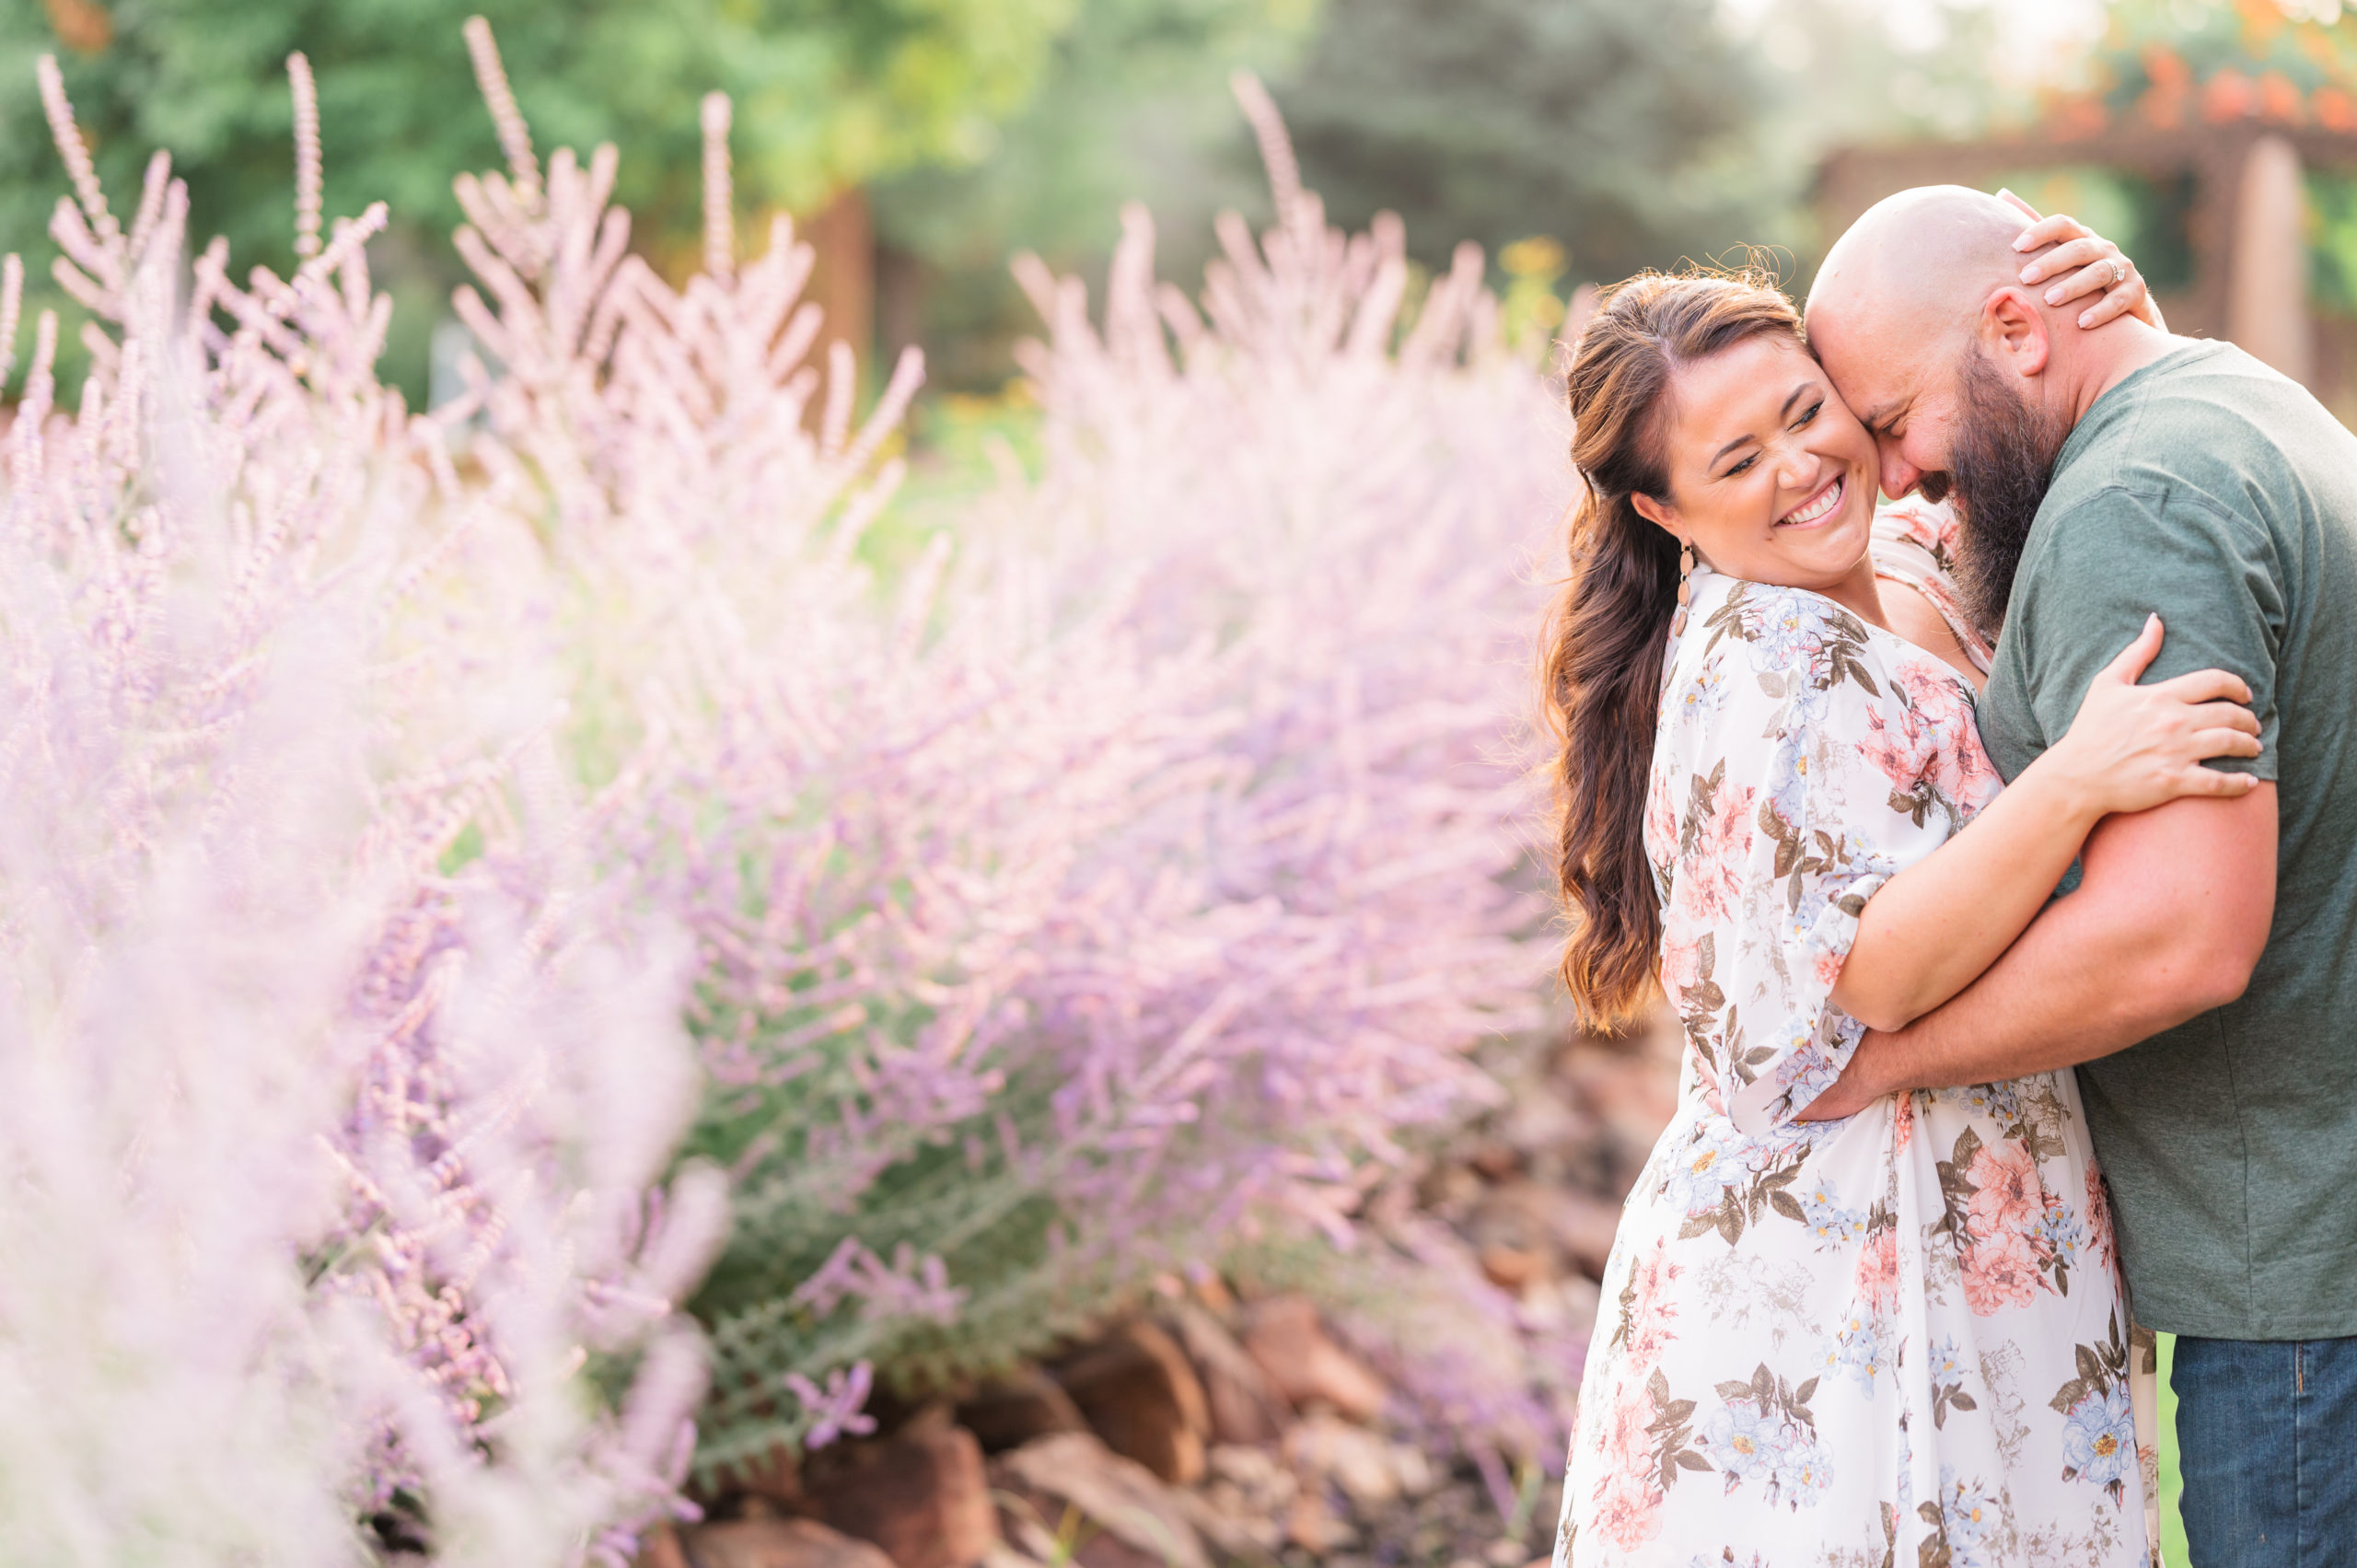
1877,442,1920,500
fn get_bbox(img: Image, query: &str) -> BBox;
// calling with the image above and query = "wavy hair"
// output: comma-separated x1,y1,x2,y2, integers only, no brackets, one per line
1540,270,1804,1029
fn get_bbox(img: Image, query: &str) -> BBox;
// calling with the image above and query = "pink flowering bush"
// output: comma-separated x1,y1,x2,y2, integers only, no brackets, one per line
0,50,720,1564
1,19,1578,1555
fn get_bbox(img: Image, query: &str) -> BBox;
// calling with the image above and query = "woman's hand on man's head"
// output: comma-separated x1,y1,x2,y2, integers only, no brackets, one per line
1998,189,2168,335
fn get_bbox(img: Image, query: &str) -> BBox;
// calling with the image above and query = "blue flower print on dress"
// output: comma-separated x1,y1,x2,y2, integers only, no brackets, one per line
2062,1383,2137,1494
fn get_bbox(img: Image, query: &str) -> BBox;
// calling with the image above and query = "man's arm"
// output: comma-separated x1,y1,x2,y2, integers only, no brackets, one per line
1798,784,2275,1117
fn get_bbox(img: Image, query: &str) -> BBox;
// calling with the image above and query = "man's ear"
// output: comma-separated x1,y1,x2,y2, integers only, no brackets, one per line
1630,492,1679,537
1980,286,2051,377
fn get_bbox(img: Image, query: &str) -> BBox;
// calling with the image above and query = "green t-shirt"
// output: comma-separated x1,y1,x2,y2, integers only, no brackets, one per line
1976,341,2357,1341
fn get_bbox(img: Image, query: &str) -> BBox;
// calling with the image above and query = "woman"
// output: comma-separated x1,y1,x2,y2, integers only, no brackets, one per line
1539,228,2260,1566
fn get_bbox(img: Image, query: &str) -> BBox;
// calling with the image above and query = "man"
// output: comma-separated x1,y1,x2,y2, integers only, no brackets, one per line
1802,184,2357,1563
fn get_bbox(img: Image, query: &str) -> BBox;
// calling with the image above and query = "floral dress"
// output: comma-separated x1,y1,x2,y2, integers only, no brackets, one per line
1551,508,2157,1568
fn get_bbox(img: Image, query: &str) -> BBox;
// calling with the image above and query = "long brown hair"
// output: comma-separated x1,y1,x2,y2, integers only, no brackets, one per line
1541,271,1804,1029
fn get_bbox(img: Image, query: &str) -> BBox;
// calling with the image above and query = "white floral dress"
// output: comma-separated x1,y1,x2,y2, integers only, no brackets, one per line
1552,511,2156,1568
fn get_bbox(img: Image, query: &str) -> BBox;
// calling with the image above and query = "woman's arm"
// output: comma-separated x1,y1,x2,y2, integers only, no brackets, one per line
1829,616,2257,1032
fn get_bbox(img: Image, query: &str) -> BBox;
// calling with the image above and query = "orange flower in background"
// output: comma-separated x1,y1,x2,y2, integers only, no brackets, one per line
2258,70,2306,122
2234,0,2289,47
2204,66,2260,122
2053,96,2109,139
2140,44,2192,128
2317,87,2357,133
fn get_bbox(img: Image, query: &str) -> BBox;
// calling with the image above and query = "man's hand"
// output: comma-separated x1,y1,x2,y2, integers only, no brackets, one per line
1796,1037,1892,1121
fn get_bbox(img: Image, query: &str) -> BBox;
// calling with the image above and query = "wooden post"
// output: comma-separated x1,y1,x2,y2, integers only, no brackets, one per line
802,188,875,379
2225,134,2311,384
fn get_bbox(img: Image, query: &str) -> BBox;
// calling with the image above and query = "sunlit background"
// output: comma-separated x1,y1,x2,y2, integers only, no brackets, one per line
0,3,2340,1564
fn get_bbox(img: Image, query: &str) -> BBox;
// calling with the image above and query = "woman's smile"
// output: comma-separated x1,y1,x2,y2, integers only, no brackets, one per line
1778,473,1845,529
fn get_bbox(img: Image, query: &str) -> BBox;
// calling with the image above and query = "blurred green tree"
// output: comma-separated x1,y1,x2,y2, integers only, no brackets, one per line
1267,0,1772,285
0,0,1081,399
871,0,1319,392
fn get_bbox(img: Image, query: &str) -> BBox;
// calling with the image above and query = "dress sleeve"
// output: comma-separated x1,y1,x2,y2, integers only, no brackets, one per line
1662,584,1980,1136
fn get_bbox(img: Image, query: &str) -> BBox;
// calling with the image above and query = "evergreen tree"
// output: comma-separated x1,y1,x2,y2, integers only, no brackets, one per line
1270,0,1772,283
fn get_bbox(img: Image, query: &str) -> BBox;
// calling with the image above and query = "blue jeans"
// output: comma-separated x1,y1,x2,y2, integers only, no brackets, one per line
2176,1334,2357,1566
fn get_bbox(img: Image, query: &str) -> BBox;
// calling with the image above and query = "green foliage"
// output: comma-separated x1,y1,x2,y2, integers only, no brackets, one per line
2312,169,2357,312
872,0,1318,390
1268,0,1771,284
2,0,1080,398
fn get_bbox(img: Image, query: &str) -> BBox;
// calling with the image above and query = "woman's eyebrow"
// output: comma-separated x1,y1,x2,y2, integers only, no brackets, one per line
1707,382,1817,469
1709,431,1758,465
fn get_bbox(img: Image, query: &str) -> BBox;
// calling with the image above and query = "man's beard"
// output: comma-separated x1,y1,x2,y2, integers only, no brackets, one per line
1926,348,2071,633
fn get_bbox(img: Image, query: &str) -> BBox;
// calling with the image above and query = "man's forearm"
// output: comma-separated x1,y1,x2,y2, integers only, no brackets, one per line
1847,888,2217,1094
1806,787,2276,1114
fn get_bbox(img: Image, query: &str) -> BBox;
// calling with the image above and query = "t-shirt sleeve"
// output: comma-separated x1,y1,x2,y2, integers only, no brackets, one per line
2011,487,2282,781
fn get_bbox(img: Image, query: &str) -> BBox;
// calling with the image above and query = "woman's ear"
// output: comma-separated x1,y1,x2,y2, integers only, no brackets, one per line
1629,492,1678,536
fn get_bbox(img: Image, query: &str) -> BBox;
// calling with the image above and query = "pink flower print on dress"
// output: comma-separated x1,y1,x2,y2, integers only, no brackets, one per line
1644,766,1679,871
1966,1138,2046,1241
1678,776,1758,925
1616,1237,1685,1366
1859,691,1939,796
1881,497,1959,563
1854,1224,1902,1313
2085,1162,2119,1277
1960,1224,2044,1317
1660,928,1705,1000
1892,661,2001,812
1590,1395,1667,1550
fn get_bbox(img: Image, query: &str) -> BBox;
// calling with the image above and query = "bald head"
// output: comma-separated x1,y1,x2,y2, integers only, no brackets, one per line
1808,185,2038,354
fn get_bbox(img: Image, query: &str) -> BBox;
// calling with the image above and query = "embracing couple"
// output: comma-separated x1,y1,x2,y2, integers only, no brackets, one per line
1541,185,2357,1567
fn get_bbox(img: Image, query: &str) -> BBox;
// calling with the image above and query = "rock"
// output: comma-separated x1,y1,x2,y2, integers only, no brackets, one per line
957,1366,1090,1454
1169,1304,1289,1446
1420,1163,1487,1225
802,1405,1001,1568
1281,1412,1437,1511
1478,1243,1546,1294
1283,1490,1354,1554
1051,1321,1211,1485
1465,1142,1525,1182
1466,1182,1562,1272
981,1548,1051,1568
993,1431,1211,1568
1187,1443,1295,1557
1515,1274,1602,1343
1238,1296,1387,1424
1283,1413,1400,1508
708,1442,806,1513
1469,1179,1625,1284
687,1519,900,1568
635,1525,692,1568
1550,1187,1625,1282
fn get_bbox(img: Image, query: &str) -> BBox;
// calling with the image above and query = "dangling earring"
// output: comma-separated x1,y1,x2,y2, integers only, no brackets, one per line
1671,540,1696,637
